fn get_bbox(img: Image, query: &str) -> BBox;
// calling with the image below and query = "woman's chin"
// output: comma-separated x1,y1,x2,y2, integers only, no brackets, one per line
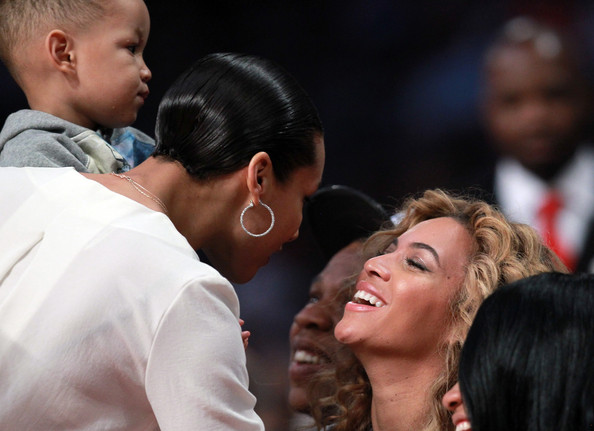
333,320,356,345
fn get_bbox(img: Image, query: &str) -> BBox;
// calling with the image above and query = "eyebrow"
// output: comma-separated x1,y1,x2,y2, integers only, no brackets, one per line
310,274,323,287
410,242,440,266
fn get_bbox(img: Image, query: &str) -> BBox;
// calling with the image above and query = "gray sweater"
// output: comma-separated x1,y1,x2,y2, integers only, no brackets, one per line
0,110,155,173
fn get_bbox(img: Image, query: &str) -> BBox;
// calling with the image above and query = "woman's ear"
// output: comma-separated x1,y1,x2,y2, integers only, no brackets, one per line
246,152,273,205
46,30,75,74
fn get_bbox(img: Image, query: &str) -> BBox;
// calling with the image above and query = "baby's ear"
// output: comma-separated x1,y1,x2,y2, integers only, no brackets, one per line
45,29,75,73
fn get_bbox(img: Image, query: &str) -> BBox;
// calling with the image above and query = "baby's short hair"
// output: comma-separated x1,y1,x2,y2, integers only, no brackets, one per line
0,0,106,78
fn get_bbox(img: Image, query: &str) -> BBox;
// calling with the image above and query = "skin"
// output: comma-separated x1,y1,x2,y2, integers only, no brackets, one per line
202,134,326,283
483,43,588,180
84,133,325,284
334,217,474,431
335,217,472,356
288,241,365,412
442,383,471,431
27,0,151,130
240,319,250,349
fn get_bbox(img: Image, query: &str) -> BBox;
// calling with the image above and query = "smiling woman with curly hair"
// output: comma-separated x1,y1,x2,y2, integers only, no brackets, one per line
308,189,566,431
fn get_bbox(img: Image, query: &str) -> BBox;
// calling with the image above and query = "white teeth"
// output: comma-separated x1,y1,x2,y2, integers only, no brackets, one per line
455,421,472,431
353,290,385,307
294,350,321,364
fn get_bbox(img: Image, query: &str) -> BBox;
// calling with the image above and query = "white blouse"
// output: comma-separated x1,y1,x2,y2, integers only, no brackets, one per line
0,167,264,430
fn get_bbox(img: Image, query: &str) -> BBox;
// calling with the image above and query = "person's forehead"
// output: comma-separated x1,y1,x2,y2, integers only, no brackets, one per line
402,218,472,258
489,43,575,74
318,259,357,288
313,246,363,292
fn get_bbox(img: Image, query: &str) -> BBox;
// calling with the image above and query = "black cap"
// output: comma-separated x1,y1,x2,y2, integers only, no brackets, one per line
306,185,392,260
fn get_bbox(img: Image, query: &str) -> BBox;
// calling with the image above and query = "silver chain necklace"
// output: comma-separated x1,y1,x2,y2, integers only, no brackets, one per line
110,173,169,215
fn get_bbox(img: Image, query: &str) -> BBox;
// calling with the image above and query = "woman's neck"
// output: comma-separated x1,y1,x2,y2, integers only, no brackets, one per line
83,157,243,251
361,354,443,431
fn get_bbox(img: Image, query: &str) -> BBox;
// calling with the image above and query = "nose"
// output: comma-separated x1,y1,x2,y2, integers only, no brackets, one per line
292,301,333,332
140,59,152,83
363,255,390,281
519,98,549,125
442,382,463,412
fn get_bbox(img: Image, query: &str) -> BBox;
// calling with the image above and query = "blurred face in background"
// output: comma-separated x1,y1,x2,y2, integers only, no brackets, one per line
483,43,589,180
288,241,365,412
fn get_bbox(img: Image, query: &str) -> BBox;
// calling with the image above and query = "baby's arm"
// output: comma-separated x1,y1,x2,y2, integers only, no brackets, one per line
240,319,251,350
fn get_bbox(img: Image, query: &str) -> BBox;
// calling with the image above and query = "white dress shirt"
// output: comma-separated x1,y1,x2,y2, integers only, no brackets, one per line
494,145,594,262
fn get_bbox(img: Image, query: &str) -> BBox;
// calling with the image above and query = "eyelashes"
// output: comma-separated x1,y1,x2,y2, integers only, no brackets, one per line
406,258,428,271
374,240,431,272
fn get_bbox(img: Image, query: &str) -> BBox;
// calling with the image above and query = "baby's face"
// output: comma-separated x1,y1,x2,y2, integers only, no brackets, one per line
70,0,152,130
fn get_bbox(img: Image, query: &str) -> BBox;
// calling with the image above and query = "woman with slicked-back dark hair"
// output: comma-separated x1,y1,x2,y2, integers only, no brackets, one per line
148,52,325,280
443,272,594,431
154,53,322,183
0,53,324,430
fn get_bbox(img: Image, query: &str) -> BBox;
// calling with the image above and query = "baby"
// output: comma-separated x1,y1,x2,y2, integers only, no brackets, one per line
0,0,154,172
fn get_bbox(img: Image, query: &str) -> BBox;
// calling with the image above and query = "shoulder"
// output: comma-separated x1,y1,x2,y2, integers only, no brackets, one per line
69,204,229,300
1,110,87,140
0,166,77,209
0,110,89,170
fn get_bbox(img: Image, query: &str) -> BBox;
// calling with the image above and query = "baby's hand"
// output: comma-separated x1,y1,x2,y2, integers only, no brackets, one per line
239,318,250,350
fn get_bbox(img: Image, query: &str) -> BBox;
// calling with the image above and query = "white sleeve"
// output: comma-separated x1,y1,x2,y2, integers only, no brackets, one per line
145,274,264,431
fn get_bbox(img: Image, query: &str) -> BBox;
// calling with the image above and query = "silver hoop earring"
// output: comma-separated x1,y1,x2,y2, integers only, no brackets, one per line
240,200,275,237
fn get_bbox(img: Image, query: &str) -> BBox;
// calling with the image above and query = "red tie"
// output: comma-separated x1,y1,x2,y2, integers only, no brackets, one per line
538,191,576,271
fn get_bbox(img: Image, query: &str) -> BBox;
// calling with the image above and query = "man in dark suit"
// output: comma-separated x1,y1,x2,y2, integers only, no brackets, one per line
472,16,594,272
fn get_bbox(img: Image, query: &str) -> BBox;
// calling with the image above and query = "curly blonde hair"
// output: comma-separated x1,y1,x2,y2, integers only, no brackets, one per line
309,189,566,431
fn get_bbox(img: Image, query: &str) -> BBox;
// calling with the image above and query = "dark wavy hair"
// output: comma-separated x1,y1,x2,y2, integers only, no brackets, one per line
459,272,594,431
153,53,323,182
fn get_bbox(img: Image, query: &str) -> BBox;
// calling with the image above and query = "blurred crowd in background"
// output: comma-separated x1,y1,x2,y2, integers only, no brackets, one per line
3,1,594,429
